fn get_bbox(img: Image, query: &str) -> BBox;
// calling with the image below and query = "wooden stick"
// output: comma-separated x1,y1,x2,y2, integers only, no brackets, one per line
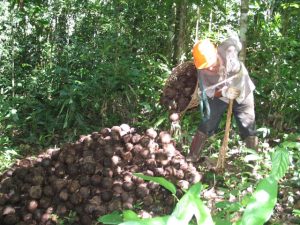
216,99,234,171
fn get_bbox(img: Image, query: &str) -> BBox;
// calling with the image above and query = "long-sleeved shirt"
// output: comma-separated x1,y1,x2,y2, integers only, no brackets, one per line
200,62,255,104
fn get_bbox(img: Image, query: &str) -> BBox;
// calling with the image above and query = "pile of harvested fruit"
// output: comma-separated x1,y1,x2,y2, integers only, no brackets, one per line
0,124,202,225
160,61,198,114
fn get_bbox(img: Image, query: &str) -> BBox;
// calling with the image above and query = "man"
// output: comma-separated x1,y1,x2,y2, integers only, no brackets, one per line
186,37,258,162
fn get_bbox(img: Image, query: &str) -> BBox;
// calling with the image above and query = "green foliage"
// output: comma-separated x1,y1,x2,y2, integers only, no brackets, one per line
270,146,290,181
238,176,278,225
133,173,177,195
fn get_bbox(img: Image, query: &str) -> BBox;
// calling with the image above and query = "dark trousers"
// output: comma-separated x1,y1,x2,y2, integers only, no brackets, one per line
198,93,256,140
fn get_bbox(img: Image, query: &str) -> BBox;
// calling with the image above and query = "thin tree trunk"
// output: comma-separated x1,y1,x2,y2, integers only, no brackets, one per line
239,0,249,63
209,9,213,33
194,7,200,43
173,0,187,65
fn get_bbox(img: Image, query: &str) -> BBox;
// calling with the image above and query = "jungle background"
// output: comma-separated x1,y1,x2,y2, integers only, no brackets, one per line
0,0,299,224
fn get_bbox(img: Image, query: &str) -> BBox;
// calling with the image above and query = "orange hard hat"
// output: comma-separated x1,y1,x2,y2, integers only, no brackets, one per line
192,39,217,69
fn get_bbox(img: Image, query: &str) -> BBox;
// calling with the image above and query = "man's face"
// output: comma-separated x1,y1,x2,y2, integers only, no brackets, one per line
225,45,240,73
226,46,239,59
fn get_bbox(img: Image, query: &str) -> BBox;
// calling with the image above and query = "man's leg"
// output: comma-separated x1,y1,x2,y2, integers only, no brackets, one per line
187,98,228,162
233,93,258,149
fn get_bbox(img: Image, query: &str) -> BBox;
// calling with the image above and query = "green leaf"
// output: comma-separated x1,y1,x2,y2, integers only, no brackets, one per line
98,211,123,224
271,147,289,181
119,215,170,225
123,210,140,221
133,173,176,195
213,218,231,225
171,183,214,225
240,176,278,225
281,141,300,149
293,209,300,217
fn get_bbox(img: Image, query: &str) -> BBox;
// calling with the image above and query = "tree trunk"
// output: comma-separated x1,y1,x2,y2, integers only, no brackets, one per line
173,0,187,66
239,0,249,64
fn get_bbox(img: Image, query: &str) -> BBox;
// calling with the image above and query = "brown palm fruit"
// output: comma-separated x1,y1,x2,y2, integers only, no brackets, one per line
90,175,102,186
33,208,43,222
39,197,51,209
70,192,83,205
22,212,33,222
52,179,68,192
40,212,52,224
91,131,101,140
54,165,66,178
174,169,185,179
120,124,131,136
131,134,142,144
108,198,122,212
82,149,94,158
64,154,76,165
66,164,78,176
111,155,122,167
122,134,132,143
122,181,135,192
3,214,20,225
139,136,151,148
124,143,134,152
79,187,91,200
80,214,93,225
3,206,16,216
29,186,42,199
145,158,156,170
100,177,113,189
147,181,160,190
164,88,177,98
27,200,38,213
120,151,133,162
132,176,144,185
132,144,143,155
140,148,150,159
169,113,180,122
154,167,166,176
177,180,190,190
146,128,157,139
59,189,68,201
102,168,113,178
136,183,149,198
43,186,54,197
100,128,111,137
79,175,91,186
9,191,20,204
143,195,154,206
112,181,123,195
104,144,114,157
159,131,172,144
163,143,176,158
0,193,9,205
67,180,81,193
100,191,113,202
185,171,202,184
177,97,190,111
111,126,121,141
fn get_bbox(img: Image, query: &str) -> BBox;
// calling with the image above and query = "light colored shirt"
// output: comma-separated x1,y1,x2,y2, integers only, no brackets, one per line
200,62,255,104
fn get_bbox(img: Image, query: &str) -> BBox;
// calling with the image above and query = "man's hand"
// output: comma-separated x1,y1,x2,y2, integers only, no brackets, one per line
222,87,240,100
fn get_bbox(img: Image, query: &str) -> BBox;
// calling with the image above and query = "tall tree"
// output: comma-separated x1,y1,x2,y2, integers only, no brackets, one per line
239,0,249,63
173,0,187,65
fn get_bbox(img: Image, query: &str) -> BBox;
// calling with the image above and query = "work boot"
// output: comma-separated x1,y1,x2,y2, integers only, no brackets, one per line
186,130,208,162
245,136,258,150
